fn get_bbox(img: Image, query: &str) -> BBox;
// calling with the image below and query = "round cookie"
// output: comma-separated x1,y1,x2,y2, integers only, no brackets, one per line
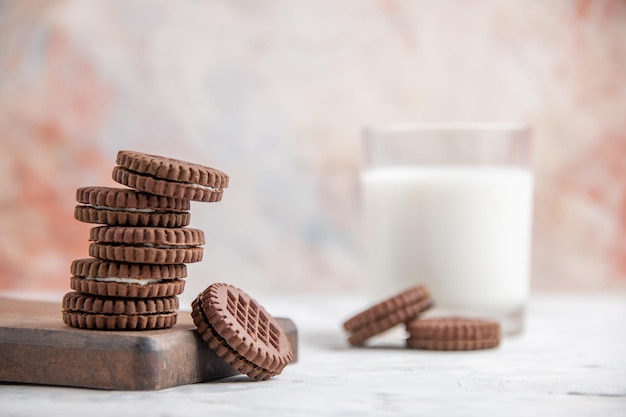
75,186,190,227
62,292,179,330
406,317,500,351
113,150,229,202
70,258,186,298
343,286,433,346
89,226,205,264
191,283,293,381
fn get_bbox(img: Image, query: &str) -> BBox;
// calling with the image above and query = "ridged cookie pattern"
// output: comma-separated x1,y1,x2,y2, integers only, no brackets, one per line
347,298,434,346
71,258,187,279
191,283,293,378
89,226,205,245
76,186,190,210
74,206,190,227
406,317,501,351
191,297,278,381
89,243,203,264
406,317,500,339
113,167,224,202
116,150,229,188
62,292,179,315
406,338,500,351
200,283,293,373
63,311,177,330
343,286,432,332
70,276,186,298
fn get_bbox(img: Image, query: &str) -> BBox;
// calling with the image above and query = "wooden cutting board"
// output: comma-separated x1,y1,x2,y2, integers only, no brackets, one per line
0,297,297,391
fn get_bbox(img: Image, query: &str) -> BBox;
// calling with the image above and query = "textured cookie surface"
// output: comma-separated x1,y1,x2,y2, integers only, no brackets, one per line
346,299,433,346
89,226,205,245
113,150,229,202
192,298,280,381
191,283,293,380
70,276,185,298
406,317,500,351
343,286,432,331
71,258,187,280
76,186,190,211
70,258,186,297
74,206,190,227
75,186,191,227
343,286,433,346
62,292,178,330
89,243,203,264
88,226,204,263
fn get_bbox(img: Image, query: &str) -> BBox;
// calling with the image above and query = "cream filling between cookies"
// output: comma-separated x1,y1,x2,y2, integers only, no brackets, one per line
124,167,223,191
86,205,180,214
101,243,199,249
141,243,199,249
85,276,165,285
186,183,222,192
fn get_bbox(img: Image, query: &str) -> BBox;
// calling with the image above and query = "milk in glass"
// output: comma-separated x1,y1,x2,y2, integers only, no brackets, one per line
362,166,533,328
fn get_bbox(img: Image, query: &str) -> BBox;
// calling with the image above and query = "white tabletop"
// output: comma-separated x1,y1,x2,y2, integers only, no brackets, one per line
2,293,625,416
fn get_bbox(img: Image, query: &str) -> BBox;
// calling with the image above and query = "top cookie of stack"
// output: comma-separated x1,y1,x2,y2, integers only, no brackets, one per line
62,150,229,331
113,150,229,202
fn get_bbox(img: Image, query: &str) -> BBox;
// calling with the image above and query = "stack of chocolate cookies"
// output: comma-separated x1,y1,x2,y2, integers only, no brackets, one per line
62,150,229,331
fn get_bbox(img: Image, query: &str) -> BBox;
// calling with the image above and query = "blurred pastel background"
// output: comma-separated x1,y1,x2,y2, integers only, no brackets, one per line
1,0,625,304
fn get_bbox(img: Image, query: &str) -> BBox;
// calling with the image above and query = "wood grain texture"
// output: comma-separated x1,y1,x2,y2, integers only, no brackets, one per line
0,297,297,390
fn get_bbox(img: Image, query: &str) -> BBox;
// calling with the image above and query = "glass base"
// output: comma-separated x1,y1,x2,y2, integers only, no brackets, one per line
427,305,525,336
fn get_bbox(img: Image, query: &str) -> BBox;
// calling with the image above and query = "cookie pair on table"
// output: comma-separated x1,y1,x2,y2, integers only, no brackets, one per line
342,286,501,351
63,150,228,331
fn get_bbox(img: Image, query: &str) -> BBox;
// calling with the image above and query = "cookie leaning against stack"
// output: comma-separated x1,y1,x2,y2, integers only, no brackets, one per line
191,283,293,381
62,151,229,331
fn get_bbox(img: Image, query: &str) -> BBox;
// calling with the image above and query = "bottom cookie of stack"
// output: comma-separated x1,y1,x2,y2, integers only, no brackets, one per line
62,258,186,331
62,292,179,331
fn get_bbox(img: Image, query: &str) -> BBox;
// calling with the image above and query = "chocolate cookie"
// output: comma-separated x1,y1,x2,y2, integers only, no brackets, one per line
70,258,186,298
74,186,190,227
62,292,178,330
343,286,433,346
406,317,500,351
191,283,293,381
89,226,205,264
113,150,229,202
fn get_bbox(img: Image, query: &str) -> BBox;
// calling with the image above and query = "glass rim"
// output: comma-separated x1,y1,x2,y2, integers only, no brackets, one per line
364,122,529,136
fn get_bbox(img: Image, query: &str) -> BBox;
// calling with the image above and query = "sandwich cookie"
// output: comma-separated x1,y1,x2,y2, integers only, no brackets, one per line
343,286,433,346
62,291,179,330
75,186,190,227
70,258,186,298
113,150,229,202
406,317,500,351
89,226,205,264
191,283,293,381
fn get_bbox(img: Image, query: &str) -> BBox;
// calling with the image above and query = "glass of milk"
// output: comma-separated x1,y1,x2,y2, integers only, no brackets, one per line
361,123,533,335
